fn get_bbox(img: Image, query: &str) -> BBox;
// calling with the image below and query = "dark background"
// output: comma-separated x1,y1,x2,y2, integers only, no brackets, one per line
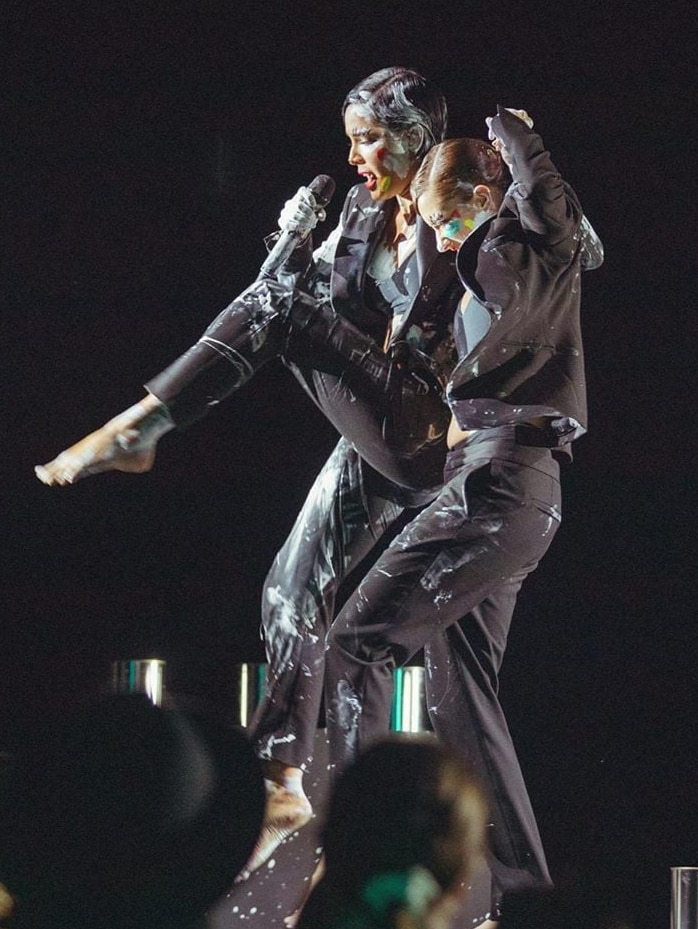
1,2,696,928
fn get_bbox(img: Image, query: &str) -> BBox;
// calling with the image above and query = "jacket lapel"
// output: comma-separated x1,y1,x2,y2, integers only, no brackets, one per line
391,218,457,340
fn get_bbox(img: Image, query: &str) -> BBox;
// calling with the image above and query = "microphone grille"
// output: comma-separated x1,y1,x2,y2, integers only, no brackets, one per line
309,174,336,208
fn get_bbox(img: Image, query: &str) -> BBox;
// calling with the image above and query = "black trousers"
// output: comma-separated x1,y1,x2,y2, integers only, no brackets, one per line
249,438,407,771
324,427,562,906
149,280,556,908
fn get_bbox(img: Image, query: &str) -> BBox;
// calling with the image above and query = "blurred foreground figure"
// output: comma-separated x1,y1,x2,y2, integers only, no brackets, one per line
297,735,488,929
0,694,265,929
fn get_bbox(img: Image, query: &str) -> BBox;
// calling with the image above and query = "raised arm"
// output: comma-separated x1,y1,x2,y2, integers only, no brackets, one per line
487,105,582,246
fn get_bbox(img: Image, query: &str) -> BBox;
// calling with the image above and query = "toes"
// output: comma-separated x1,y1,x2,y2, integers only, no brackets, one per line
34,465,52,485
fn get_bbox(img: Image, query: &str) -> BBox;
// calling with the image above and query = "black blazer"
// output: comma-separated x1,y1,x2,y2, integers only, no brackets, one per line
447,106,604,449
314,182,461,369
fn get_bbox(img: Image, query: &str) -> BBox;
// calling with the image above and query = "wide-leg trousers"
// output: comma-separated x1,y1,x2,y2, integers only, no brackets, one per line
324,426,563,904
249,438,406,770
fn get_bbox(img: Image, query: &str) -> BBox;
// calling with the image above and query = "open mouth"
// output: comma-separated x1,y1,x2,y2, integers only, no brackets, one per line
360,172,378,191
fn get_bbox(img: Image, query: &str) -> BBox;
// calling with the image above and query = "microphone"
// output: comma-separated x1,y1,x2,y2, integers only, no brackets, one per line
258,174,336,279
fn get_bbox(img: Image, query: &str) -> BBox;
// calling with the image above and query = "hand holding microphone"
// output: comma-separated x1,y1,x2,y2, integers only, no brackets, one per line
279,186,327,235
259,174,335,278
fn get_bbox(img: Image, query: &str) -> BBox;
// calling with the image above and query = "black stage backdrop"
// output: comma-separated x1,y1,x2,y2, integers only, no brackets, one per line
1,3,696,928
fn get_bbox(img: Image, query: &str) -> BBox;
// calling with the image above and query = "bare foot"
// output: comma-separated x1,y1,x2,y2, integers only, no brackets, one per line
235,779,313,882
35,398,172,486
35,427,154,485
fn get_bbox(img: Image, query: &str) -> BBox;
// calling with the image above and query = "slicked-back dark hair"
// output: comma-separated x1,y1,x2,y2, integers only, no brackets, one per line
342,67,448,160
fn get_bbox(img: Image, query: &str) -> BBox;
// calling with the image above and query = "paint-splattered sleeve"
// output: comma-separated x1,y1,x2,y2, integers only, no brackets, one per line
492,106,582,249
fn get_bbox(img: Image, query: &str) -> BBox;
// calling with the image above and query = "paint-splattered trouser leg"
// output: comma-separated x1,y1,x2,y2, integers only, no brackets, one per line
248,437,405,771
145,275,448,493
424,589,553,910
324,429,561,894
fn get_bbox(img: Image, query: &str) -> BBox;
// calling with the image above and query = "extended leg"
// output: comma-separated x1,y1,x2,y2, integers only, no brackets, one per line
146,278,292,427
35,279,291,485
283,283,452,471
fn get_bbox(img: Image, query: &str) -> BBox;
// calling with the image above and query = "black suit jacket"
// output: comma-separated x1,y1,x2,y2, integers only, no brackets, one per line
447,107,604,449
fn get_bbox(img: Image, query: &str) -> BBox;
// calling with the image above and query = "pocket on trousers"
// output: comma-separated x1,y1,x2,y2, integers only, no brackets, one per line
487,455,562,524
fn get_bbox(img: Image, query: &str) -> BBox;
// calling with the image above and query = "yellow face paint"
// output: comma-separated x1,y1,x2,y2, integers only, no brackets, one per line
379,175,392,194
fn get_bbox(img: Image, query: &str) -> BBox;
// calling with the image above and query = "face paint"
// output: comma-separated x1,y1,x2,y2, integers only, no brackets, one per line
344,104,418,201
420,192,495,251
470,209,492,230
375,147,396,190
381,131,412,179
437,209,470,247
445,217,467,238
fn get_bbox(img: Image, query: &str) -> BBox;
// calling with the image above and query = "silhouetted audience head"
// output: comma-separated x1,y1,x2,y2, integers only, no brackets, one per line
299,734,488,929
0,693,265,929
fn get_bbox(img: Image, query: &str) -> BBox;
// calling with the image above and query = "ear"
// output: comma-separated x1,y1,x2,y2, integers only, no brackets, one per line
406,125,426,154
472,184,496,212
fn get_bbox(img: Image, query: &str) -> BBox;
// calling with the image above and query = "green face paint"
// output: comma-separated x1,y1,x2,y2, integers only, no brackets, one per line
445,217,466,238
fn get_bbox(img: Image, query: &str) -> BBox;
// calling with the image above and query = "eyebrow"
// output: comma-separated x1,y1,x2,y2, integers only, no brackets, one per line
428,208,460,228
